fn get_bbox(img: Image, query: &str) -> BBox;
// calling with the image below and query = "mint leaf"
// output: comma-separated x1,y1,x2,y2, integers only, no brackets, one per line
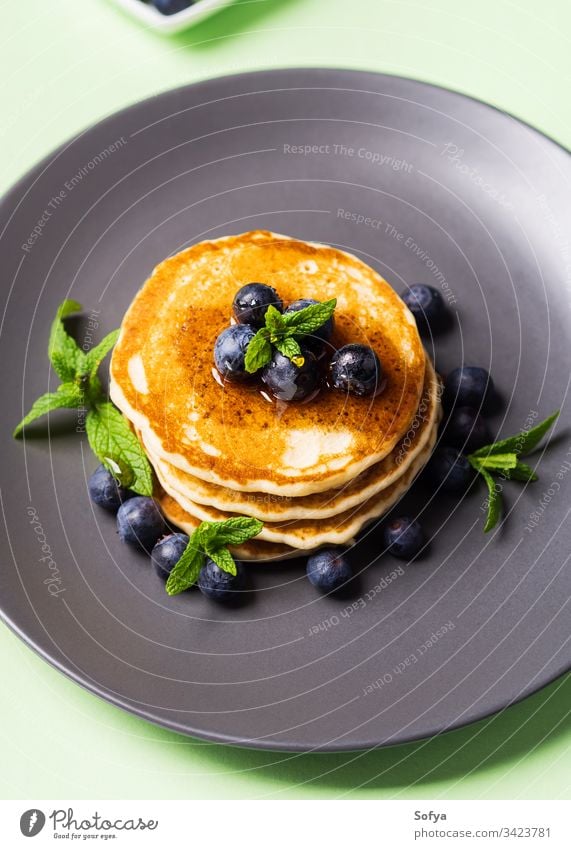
202,516,263,547
86,402,153,495
84,329,120,379
275,336,304,366
471,411,559,459
504,460,538,482
243,297,337,372
244,328,272,374
476,452,518,472
165,515,262,594
14,301,153,501
48,299,85,382
13,382,84,436
466,411,559,532
479,467,502,533
281,298,336,335
165,543,204,596
207,546,237,576
265,304,286,339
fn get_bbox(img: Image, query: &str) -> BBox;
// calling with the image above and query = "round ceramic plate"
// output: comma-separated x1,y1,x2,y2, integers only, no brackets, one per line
0,69,569,752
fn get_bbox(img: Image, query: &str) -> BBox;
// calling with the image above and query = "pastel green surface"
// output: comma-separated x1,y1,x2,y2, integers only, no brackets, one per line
1,0,569,800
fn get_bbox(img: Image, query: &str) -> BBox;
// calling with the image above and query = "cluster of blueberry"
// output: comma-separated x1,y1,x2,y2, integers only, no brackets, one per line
88,468,239,601
383,284,498,560
146,0,195,15
87,463,420,598
214,282,383,401
401,284,497,492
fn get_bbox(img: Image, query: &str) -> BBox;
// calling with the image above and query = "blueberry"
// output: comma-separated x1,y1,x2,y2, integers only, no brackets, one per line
444,406,491,452
262,348,319,401
383,516,425,559
444,366,496,411
151,533,189,580
151,0,194,15
197,558,244,602
88,464,133,512
117,496,167,552
232,283,283,328
426,446,473,492
401,284,449,334
284,298,335,352
214,324,256,382
329,344,383,397
306,549,352,593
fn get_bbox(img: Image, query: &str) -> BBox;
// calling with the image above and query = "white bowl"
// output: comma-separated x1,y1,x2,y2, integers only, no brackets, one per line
108,0,231,33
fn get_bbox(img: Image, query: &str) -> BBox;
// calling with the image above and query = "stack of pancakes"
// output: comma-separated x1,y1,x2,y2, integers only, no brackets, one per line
110,231,441,561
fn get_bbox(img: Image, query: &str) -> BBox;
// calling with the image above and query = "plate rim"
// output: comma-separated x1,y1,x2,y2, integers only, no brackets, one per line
1,67,569,752
0,66,569,215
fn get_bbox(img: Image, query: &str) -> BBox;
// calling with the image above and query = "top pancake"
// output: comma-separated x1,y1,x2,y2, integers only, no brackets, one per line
110,231,426,496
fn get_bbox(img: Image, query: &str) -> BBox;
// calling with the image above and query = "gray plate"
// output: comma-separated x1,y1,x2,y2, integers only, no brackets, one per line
0,69,569,752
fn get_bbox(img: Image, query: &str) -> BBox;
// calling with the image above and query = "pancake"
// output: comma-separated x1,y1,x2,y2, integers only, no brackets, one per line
156,422,437,549
159,494,302,562
143,359,441,521
110,230,426,497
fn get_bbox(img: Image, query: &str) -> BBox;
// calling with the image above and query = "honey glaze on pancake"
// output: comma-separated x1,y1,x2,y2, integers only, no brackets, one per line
110,231,426,495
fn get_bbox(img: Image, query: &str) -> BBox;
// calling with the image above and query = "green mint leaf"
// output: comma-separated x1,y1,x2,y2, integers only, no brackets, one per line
84,329,120,378
202,516,263,547
504,460,538,482
476,452,518,472
281,298,336,336
265,305,286,340
216,516,264,545
48,299,86,382
479,467,502,533
206,546,237,577
13,382,84,437
165,538,204,596
244,328,272,374
86,402,153,495
165,515,263,594
274,336,304,366
471,411,559,459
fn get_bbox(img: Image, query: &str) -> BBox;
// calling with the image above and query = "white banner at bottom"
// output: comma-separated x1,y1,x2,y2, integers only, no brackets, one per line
0,800,568,848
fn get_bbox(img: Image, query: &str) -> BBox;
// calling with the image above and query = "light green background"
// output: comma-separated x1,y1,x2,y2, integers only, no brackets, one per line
1,0,570,800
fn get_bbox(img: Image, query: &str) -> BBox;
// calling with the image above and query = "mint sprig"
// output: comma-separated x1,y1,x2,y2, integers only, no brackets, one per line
244,298,336,374
467,411,559,532
86,402,153,495
14,299,153,496
165,516,263,596
13,383,84,436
